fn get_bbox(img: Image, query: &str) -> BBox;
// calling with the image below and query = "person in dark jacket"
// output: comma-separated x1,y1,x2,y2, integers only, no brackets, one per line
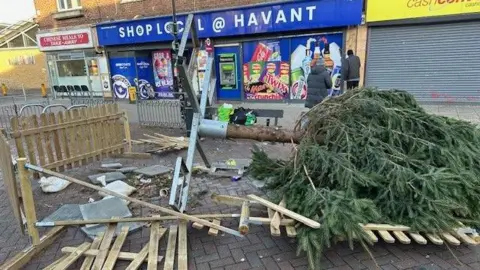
342,49,361,90
305,58,332,108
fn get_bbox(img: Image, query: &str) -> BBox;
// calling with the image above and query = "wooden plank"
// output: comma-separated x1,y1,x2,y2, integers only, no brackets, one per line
100,105,112,156
31,117,45,166
239,201,250,235
211,194,258,206
178,220,188,270
0,226,65,269
163,225,178,270
57,111,72,169
40,114,55,167
285,226,297,238
425,234,444,245
112,152,152,159
392,231,411,244
271,199,285,230
268,208,281,237
65,110,78,168
441,232,461,246
111,104,123,154
87,107,99,161
192,222,204,230
452,230,477,245
62,246,164,263
48,113,64,172
125,245,149,270
123,112,132,152
0,134,23,234
22,116,37,166
363,230,378,243
377,230,395,243
103,226,130,270
247,195,320,229
27,166,244,237
92,223,117,270
11,117,25,157
51,242,91,270
71,109,86,165
10,112,125,138
94,106,105,159
248,217,295,226
17,158,39,245
408,232,427,245
37,214,241,227
79,108,92,163
208,219,221,236
80,232,104,270
361,224,411,231
148,221,167,270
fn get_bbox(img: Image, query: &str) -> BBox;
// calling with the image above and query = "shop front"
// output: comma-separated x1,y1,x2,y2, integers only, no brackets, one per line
37,28,110,98
365,0,480,103
95,0,363,102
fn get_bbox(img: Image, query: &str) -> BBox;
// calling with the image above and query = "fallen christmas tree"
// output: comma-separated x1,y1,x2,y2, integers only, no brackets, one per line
250,88,480,269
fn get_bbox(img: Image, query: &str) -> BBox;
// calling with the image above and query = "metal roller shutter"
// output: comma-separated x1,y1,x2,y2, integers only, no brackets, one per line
365,21,480,103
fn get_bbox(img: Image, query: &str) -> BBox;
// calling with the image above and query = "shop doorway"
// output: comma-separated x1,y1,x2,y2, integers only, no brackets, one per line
214,46,242,100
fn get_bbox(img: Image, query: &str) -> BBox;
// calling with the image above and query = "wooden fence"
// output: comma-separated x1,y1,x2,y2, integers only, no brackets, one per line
10,104,130,172
0,132,23,233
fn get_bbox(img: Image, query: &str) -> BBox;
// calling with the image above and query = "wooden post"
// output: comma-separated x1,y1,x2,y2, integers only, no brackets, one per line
239,201,250,235
123,112,132,152
17,158,40,245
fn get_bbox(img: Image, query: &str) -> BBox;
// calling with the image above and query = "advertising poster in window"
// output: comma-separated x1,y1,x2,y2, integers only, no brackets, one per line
242,39,290,100
135,57,155,99
290,34,343,100
109,57,136,99
152,50,174,98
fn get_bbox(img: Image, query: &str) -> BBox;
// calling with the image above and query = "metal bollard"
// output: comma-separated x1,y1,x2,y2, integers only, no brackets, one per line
1,83,7,96
41,83,47,98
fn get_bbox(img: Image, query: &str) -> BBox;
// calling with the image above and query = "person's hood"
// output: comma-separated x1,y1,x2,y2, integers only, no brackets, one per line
311,65,326,75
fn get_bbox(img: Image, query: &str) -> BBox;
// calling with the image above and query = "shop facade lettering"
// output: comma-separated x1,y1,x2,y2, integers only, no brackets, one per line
97,0,362,46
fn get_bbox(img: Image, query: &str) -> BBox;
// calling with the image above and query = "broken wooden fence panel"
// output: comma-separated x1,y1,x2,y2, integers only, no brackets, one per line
10,104,129,172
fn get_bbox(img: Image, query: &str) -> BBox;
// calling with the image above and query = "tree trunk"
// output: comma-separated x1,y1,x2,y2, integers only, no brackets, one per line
226,125,303,144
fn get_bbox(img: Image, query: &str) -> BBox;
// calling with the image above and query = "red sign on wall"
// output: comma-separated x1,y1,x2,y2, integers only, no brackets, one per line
37,28,94,51
39,33,90,47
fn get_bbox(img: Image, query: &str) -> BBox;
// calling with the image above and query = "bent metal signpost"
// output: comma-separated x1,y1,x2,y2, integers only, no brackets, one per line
96,0,363,46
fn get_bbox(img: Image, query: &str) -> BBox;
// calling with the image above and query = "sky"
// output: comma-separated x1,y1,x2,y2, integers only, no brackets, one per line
0,0,36,24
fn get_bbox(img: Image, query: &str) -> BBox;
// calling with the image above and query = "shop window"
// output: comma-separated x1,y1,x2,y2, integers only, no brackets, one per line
57,0,82,11
57,60,87,77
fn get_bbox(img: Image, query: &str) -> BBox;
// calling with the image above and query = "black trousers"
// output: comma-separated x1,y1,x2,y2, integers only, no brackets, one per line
347,81,359,90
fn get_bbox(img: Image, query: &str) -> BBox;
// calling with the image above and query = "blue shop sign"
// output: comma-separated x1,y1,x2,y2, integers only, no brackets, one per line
97,0,362,46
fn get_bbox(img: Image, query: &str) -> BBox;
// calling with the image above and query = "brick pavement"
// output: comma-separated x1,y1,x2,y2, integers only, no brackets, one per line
0,123,479,269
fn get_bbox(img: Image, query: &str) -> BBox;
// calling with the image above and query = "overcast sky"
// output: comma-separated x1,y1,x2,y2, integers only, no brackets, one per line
0,0,36,24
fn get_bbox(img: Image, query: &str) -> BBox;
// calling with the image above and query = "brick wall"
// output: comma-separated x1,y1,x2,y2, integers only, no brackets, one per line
345,24,367,86
0,48,47,91
34,0,279,30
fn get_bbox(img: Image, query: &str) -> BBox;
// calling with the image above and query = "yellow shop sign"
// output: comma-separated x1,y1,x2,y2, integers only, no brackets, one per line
367,0,480,22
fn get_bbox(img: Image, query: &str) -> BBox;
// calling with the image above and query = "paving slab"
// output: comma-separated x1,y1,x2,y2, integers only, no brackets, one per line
41,204,82,223
134,165,172,177
101,163,123,169
79,197,132,228
116,166,138,173
88,172,126,184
